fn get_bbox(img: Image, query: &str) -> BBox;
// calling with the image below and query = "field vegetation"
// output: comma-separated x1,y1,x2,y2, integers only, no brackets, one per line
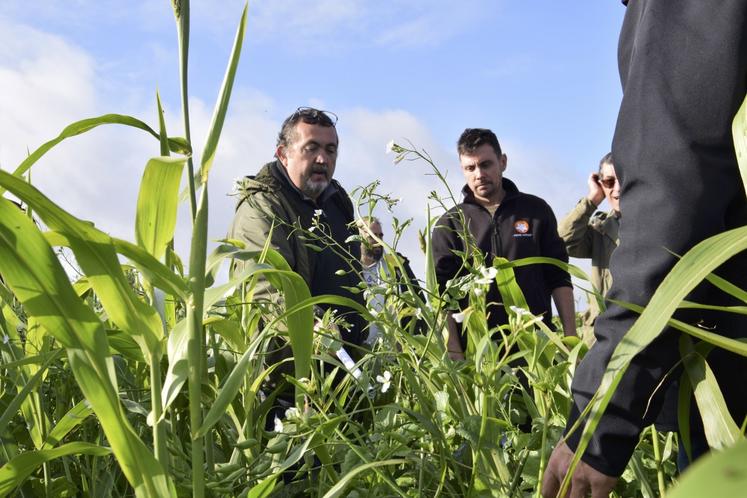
0,2,745,497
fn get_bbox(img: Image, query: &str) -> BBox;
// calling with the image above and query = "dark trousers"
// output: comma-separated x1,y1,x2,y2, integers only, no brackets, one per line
566,0,747,476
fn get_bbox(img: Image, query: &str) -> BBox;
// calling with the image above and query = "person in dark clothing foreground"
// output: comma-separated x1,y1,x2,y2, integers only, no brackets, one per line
543,1,747,496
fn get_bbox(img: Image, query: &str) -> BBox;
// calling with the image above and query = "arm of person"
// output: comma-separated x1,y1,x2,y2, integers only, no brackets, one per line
552,285,577,337
430,211,466,360
228,192,295,304
558,173,605,258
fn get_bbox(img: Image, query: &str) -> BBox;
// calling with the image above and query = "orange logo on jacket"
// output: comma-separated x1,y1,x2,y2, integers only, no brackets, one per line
514,220,530,234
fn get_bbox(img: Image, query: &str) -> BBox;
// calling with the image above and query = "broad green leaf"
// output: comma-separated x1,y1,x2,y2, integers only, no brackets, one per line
667,438,747,498
8,113,190,184
161,318,190,413
245,475,277,498
0,442,111,496
113,238,189,299
561,225,747,494
0,171,165,361
199,3,248,182
680,336,741,448
0,199,175,497
41,400,94,449
135,156,187,261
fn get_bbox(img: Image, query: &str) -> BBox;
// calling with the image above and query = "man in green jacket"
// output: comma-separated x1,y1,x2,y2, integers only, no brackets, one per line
228,107,366,400
558,152,620,341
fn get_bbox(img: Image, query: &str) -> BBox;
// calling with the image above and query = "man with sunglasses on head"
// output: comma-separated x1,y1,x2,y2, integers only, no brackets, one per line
558,153,620,341
228,107,366,411
432,128,576,363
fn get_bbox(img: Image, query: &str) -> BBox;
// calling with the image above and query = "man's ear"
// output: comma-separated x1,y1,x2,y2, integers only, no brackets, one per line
500,153,508,172
276,145,287,166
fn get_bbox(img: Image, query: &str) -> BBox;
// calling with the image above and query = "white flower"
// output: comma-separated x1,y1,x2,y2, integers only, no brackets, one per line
2,335,9,345
385,140,396,154
284,407,300,420
314,209,323,217
452,311,466,324
475,266,498,285
509,305,530,317
376,370,392,393
273,416,284,433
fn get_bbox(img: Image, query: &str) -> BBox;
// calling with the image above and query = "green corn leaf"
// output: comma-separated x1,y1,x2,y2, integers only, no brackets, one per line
113,238,189,299
560,225,747,494
198,2,247,183
156,91,170,157
7,113,190,185
160,318,190,413
245,475,277,498
135,156,187,261
680,336,741,448
41,400,94,449
0,171,165,361
44,231,188,301
0,442,112,496
667,438,747,498
0,198,175,497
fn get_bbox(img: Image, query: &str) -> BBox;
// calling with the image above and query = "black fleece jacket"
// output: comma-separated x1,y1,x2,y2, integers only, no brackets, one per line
432,178,571,343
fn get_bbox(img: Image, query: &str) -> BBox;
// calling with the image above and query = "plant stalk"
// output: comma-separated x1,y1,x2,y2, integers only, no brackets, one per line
187,184,209,498
150,348,169,469
651,425,666,496
173,0,197,220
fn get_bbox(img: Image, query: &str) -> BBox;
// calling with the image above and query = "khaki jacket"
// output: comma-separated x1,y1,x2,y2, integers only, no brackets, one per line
558,197,619,329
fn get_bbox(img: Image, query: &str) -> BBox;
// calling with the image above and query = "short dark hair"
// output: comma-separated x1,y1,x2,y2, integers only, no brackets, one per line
598,152,614,173
457,128,502,158
276,107,338,148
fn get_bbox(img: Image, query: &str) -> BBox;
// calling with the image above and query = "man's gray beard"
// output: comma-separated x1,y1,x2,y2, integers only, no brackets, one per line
303,178,329,199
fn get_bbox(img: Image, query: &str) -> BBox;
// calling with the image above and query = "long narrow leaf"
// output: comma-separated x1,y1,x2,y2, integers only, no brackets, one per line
8,114,189,184
0,442,111,496
198,2,247,182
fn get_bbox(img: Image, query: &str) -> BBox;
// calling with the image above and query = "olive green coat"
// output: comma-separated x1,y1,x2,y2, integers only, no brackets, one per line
558,197,619,330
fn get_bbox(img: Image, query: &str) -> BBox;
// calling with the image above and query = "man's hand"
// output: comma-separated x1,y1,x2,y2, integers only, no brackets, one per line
586,173,605,207
542,441,617,498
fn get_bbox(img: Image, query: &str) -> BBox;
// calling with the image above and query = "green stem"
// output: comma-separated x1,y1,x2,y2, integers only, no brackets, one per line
150,349,169,469
651,425,666,496
174,0,197,220
536,394,549,498
187,185,208,498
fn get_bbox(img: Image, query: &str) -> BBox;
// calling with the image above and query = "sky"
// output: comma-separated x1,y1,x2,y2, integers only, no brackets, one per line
0,1,626,306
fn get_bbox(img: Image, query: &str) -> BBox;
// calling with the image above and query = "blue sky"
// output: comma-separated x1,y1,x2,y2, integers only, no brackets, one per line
0,1,625,296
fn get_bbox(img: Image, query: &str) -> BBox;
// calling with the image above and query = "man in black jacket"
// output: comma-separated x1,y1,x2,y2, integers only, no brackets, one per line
432,128,576,361
543,1,747,496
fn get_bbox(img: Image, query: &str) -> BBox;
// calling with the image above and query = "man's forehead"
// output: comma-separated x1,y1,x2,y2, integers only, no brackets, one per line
459,144,498,165
294,121,338,144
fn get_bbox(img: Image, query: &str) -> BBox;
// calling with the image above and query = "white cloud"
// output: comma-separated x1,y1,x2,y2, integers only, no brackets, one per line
0,20,96,169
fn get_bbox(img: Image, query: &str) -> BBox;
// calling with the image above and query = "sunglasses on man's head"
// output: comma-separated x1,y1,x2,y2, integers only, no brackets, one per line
294,107,338,127
598,177,617,189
